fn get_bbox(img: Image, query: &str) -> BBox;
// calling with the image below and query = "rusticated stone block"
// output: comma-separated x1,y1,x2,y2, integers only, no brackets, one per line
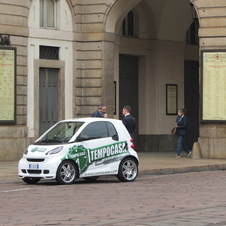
0,136,37,161
82,60,102,69
82,32,103,42
83,51,102,60
82,42,102,51
82,14,105,23
200,37,226,47
194,0,226,8
76,78,101,87
76,87,101,96
75,105,102,116
199,125,226,138
199,8,226,17
82,4,108,14
199,27,226,37
0,126,27,138
198,137,226,158
77,97,101,105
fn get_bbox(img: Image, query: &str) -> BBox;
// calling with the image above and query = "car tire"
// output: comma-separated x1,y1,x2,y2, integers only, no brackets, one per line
56,160,77,185
22,177,41,184
117,157,138,182
83,176,99,182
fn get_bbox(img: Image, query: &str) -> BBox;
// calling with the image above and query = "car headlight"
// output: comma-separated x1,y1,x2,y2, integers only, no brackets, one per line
24,149,28,155
45,146,63,155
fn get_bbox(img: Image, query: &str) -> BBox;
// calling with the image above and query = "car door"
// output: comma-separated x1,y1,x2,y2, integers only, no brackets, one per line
71,121,129,177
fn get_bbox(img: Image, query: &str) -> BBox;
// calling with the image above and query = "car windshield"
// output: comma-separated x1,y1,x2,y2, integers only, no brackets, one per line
35,121,84,144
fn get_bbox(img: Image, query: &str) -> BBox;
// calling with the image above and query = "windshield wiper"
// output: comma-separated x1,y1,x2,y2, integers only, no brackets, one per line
36,139,64,144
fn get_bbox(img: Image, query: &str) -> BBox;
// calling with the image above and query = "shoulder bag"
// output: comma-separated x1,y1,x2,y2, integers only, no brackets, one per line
171,115,184,135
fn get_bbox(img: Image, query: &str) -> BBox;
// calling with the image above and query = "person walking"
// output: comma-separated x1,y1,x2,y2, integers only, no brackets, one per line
174,108,191,158
122,105,136,138
91,105,108,118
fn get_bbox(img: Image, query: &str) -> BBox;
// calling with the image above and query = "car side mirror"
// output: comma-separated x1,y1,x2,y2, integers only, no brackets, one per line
76,135,90,142
112,134,119,141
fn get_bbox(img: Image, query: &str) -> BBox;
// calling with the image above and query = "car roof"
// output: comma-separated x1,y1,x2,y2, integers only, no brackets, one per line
59,117,122,123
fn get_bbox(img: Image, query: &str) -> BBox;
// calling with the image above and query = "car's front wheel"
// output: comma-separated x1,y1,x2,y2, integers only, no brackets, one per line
117,157,138,182
56,160,77,185
22,177,41,184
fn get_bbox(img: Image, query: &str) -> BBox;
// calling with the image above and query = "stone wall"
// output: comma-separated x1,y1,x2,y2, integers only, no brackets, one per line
72,0,116,117
198,126,226,159
192,0,226,158
0,0,226,161
0,0,30,161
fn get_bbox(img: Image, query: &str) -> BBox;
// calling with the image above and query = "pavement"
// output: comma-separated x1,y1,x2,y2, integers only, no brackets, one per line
138,151,226,175
1,151,226,180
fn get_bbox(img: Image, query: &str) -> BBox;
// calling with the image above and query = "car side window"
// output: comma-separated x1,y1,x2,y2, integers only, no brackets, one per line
106,122,118,136
107,122,118,141
80,122,108,139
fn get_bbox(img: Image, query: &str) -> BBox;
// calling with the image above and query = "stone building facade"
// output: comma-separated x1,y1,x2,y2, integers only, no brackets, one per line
0,0,225,161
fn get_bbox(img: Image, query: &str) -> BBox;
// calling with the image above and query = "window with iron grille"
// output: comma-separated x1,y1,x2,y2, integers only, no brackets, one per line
39,46,59,60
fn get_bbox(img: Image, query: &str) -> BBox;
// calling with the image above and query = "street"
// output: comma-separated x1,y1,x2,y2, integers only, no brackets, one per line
1,170,226,226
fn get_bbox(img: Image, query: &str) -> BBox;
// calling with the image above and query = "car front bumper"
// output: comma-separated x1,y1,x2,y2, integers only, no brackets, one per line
18,156,61,180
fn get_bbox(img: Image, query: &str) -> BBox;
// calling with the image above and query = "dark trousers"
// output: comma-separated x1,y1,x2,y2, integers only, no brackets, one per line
175,135,189,155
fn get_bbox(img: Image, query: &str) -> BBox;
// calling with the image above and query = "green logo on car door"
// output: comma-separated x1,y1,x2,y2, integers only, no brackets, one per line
61,141,128,174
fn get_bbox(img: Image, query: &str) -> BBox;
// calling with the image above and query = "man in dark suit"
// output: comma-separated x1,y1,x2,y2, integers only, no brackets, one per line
91,104,108,118
122,106,136,138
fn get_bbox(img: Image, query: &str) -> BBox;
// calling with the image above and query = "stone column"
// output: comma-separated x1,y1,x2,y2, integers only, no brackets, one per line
101,34,116,117
73,1,116,117
192,0,226,158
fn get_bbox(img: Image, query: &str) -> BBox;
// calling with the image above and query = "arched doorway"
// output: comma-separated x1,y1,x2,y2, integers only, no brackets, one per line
105,0,199,151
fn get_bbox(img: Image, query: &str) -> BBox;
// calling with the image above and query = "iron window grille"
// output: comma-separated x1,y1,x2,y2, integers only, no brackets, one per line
39,46,59,60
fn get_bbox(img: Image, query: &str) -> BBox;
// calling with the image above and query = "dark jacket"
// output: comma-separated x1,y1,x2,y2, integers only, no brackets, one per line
122,114,136,134
176,114,188,136
91,110,103,118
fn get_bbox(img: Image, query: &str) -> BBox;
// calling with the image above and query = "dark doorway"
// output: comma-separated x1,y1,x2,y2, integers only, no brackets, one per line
119,55,139,148
184,61,199,149
39,68,58,136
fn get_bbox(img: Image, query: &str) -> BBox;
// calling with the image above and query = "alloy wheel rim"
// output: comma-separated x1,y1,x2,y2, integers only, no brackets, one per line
60,163,75,183
122,160,137,180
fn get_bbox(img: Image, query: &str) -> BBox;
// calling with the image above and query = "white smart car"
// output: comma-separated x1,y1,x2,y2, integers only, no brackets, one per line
18,118,139,185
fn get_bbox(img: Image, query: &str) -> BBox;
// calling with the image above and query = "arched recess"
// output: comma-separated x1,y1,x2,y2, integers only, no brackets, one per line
190,0,200,26
104,0,159,149
105,0,142,33
105,0,157,38
104,0,200,152
27,0,74,137
158,0,193,42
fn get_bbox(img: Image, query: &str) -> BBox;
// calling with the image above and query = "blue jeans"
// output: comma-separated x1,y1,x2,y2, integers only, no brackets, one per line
175,135,189,155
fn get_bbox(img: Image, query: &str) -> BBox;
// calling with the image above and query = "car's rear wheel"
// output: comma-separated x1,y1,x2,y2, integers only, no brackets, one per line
83,176,99,182
117,157,138,182
22,177,41,184
56,160,77,185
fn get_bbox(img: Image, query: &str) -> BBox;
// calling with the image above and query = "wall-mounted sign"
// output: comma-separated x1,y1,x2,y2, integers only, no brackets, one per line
202,50,226,122
0,47,16,123
166,84,178,115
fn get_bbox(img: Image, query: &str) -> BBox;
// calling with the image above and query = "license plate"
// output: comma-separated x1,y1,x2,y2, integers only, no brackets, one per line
29,164,40,169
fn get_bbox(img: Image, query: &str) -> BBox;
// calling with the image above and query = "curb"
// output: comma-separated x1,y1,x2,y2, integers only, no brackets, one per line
139,164,226,175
